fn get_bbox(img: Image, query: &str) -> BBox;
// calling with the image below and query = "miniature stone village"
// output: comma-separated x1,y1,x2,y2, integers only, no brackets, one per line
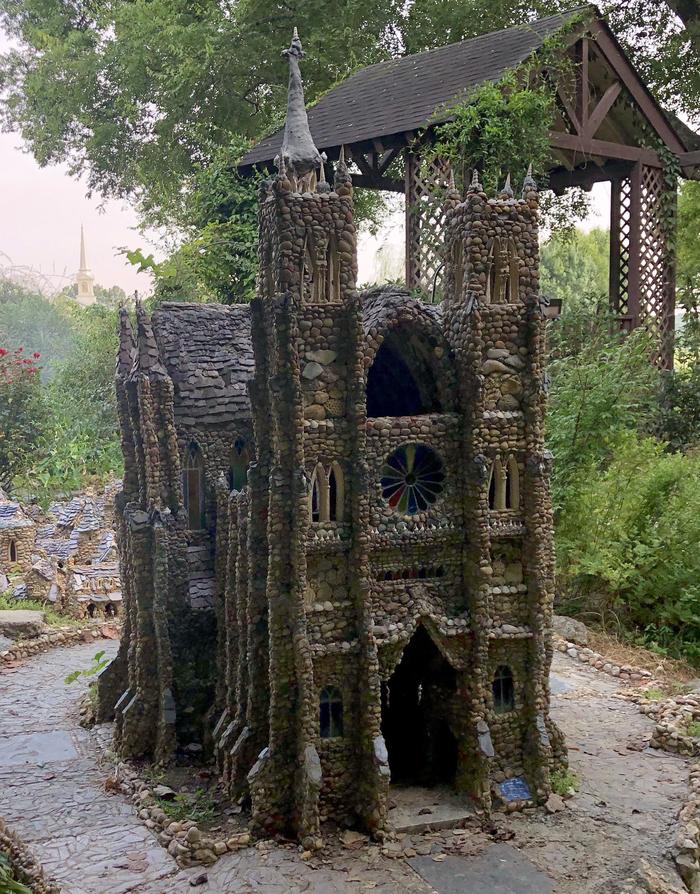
0,482,121,619
94,29,565,847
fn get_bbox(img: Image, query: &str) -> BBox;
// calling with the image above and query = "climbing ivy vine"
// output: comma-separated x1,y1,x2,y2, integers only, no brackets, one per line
432,70,555,196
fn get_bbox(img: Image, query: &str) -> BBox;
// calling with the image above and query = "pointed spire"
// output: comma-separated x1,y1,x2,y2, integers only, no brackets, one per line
522,162,538,196
500,172,513,198
317,152,331,193
334,144,352,194
80,224,88,271
468,168,482,193
116,306,135,378
75,224,96,306
278,28,322,183
133,301,167,378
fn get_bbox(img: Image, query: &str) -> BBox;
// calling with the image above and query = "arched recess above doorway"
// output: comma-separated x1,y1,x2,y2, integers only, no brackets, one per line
366,326,449,418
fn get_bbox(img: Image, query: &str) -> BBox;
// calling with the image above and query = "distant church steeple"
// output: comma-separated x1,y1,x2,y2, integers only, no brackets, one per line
75,224,96,307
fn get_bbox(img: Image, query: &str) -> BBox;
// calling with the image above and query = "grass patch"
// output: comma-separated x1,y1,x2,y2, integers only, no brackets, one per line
0,592,85,628
156,789,218,825
686,721,700,738
642,687,666,701
550,768,580,796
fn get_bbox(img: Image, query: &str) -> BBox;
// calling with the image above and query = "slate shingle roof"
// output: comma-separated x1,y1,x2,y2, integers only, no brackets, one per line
241,10,584,168
0,496,34,530
151,303,255,425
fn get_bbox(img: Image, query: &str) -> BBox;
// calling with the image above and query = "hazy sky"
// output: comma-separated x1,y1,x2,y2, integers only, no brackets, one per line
0,128,159,296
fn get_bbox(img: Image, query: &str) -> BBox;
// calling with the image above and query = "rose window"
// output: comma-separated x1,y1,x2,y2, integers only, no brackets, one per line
380,444,445,515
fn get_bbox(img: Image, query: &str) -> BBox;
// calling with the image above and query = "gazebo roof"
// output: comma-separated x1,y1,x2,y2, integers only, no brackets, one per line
240,6,697,173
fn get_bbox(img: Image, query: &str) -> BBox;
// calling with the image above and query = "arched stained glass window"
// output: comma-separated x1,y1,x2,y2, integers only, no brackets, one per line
182,442,205,530
380,444,445,515
492,665,515,714
320,686,343,738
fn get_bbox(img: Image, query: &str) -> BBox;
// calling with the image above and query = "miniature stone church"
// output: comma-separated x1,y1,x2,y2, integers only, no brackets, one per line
98,30,564,845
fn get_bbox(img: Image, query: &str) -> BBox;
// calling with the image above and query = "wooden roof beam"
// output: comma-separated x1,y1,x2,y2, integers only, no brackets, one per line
588,22,686,154
549,131,661,166
585,80,622,138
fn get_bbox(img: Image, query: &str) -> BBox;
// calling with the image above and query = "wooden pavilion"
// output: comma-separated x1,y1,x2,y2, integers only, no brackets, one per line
240,6,700,367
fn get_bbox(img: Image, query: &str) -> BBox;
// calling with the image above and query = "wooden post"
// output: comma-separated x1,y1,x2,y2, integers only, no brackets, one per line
609,178,621,315
405,148,419,290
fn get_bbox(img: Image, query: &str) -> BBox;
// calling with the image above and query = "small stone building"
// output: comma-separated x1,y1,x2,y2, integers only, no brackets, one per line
99,32,564,844
0,488,35,577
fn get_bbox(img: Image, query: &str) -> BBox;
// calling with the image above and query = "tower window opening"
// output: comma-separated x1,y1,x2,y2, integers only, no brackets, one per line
9,540,17,563
320,686,343,738
493,665,515,713
182,442,205,530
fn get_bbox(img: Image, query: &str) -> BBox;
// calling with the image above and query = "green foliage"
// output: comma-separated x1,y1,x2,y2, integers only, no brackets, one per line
555,432,700,663
0,287,75,381
0,346,51,492
642,687,665,701
540,228,610,305
0,592,84,628
686,721,700,738
432,70,555,196
155,789,218,824
0,852,32,894
0,291,122,498
550,768,579,796
654,181,700,452
546,300,658,513
64,650,109,685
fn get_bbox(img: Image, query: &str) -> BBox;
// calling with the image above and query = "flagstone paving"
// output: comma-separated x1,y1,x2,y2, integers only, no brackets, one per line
0,642,692,893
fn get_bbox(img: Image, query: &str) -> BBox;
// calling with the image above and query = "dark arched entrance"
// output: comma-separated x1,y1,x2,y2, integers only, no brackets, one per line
366,328,444,418
381,625,457,786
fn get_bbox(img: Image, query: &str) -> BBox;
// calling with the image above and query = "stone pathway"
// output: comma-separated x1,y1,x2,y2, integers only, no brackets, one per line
0,642,691,893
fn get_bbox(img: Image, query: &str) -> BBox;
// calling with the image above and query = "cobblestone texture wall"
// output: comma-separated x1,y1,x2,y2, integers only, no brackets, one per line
98,160,562,842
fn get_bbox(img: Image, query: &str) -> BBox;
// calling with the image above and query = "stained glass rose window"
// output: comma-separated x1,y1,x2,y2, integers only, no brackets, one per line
380,444,445,515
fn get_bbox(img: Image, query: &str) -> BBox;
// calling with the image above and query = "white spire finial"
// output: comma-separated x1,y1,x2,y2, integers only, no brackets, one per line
75,224,96,307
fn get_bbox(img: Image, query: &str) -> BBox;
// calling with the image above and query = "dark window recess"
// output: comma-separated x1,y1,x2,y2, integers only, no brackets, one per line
329,467,338,521
228,437,249,491
492,665,515,713
9,540,17,562
366,330,443,417
381,566,445,581
319,686,343,738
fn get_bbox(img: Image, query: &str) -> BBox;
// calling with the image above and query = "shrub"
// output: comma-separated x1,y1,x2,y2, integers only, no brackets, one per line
0,346,51,491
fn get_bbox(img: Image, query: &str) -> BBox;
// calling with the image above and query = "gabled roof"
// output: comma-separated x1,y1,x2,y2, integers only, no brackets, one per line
151,303,255,425
241,6,694,171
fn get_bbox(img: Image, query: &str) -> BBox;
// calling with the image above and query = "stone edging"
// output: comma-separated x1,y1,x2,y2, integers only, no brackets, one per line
0,623,117,665
553,634,654,684
0,816,60,894
109,762,251,868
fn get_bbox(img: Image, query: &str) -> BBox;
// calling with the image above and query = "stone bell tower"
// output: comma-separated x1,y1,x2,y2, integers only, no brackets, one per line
232,28,373,846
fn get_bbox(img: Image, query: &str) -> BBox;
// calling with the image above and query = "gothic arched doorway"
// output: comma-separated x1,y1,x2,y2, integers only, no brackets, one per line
381,625,457,786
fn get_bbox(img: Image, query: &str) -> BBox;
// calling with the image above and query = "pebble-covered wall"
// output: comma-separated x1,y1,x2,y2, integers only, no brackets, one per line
98,37,563,846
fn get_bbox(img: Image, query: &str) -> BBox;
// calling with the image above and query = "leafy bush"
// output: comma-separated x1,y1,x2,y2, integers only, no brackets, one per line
546,298,658,514
0,346,51,491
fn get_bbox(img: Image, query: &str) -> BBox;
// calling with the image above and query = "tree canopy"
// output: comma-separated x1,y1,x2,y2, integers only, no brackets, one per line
1,0,697,227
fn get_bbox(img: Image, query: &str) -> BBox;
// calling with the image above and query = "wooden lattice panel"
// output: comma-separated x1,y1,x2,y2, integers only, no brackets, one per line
617,177,631,320
406,149,452,301
638,165,673,363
